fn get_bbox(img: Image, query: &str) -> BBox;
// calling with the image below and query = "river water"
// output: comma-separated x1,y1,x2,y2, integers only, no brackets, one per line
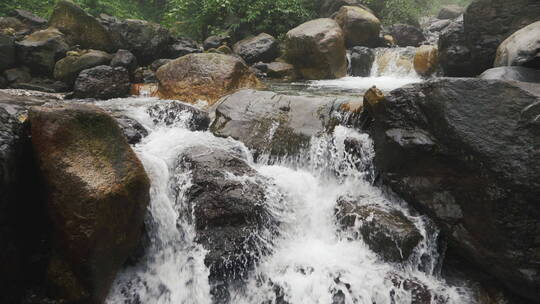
99,48,473,304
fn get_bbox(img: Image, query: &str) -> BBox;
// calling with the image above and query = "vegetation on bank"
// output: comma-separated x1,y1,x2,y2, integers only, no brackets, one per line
1,0,472,39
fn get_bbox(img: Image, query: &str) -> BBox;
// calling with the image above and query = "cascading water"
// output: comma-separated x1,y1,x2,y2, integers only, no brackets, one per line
96,96,473,304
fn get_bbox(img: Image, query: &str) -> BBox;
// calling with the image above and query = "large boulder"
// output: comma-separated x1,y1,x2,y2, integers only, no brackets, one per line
336,196,423,263
167,37,201,59
265,61,295,79
413,45,439,77
233,33,280,64
437,5,464,20
284,18,347,79
334,6,381,47
9,9,47,29
388,24,426,47
54,49,112,85
211,89,346,157
107,19,172,65
49,0,114,52
349,46,375,77
480,66,540,83
176,145,275,301
0,33,15,72
156,53,261,105
464,0,540,75
362,78,540,301
494,21,540,68
73,65,130,99
16,27,69,75
318,0,372,17
437,21,474,77
29,104,150,304
110,49,138,73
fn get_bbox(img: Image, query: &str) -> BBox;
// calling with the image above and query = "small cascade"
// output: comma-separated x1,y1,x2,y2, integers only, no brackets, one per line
370,47,418,78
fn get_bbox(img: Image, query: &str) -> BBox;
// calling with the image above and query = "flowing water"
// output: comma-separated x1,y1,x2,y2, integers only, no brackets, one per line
98,48,473,304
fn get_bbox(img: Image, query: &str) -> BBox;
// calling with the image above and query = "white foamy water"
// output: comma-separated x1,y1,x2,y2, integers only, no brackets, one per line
96,96,472,304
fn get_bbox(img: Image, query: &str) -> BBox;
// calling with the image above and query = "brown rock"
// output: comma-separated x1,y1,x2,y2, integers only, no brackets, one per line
334,6,381,47
414,45,439,76
156,53,261,105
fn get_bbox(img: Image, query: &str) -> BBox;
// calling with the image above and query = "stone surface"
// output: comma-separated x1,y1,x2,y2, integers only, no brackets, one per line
464,0,540,76
3,67,32,85
203,35,230,50
265,61,295,79
437,5,464,20
167,37,201,59
284,18,347,79
334,6,381,47
133,67,156,84
211,89,346,157
438,21,474,77
318,0,372,17
29,104,150,304
413,45,439,77
233,33,280,64
49,0,114,52
156,53,261,105
0,33,15,72
362,78,540,301
9,9,47,28
388,24,426,47
479,66,540,83
147,101,211,131
336,196,423,263
114,115,148,144
110,49,138,73
107,19,172,65
16,28,69,75
150,59,172,72
494,21,540,68
73,65,130,99
349,46,374,77
54,49,112,85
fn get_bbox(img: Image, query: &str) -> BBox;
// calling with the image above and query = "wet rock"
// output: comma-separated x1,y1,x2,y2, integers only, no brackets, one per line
318,0,373,17
389,274,434,304
16,28,69,75
133,67,156,83
362,78,540,301
167,37,201,59
284,18,347,80
49,0,114,52
266,61,295,79
437,21,474,77
233,33,280,64
176,145,274,293
413,45,438,77
388,24,426,47
203,35,230,50
3,67,32,85
494,21,540,68
73,65,130,99
336,196,422,263
480,66,540,83
11,78,69,93
156,53,261,105
437,5,464,20
334,6,381,47
147,101,211,131
0,33,15,72
108,19,171,64
211,89,345,157
149,58,172,72
349,46,375,77
464,0,540,76
53,49,112,85
110,49,138,73
114,115,149,144
29,104,150,304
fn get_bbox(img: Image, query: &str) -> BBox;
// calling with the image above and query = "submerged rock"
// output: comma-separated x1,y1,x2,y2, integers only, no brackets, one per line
73,65,130,99
16,28,69,75
284,18,347,80
29,104,150,304
233,33,280,64
334,6,381,47
494,21,540,68
480,66,540,83
336,196,423,263
211,89,345,157
156,53,261,105
53,49,112,85
362,78,540,301
49,0,114,52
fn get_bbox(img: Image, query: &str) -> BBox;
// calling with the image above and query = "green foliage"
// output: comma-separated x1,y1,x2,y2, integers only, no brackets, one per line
163,0,315,40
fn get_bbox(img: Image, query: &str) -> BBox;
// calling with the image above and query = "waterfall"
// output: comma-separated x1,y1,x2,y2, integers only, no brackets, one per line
95,96,473,304
369,47,418,78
